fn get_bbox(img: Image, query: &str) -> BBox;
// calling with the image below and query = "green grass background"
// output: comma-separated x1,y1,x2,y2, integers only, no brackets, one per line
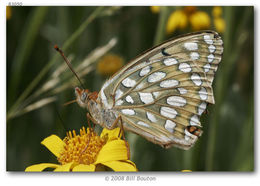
7,6,254,171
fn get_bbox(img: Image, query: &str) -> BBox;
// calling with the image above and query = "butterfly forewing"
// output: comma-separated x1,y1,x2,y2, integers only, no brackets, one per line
99,31,223,149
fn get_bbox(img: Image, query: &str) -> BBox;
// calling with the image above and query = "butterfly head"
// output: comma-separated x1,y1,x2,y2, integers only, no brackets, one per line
75,87,90,109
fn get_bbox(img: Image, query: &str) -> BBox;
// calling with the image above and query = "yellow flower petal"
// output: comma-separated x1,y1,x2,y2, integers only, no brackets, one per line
189,11,210,31
25,163,59,172
100,127,122,139
101,160,137,172
72,164,96,172
166,10,188,34
41,135,65,158
54,162,75,172
95,139,128,164
123,160,137,171
214,17,226,33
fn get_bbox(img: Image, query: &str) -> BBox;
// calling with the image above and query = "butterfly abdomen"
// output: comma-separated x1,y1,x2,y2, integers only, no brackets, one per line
100,108,118,129
88,96,118,129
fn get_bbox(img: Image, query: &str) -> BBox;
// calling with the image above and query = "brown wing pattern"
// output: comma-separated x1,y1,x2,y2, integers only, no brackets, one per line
99,31,223,149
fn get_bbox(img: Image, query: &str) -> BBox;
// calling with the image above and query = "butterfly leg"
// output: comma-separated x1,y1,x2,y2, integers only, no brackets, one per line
79,113,97,162
118,116,130,160
86,112,97,132
86,113,93,130
119,116,130,159
107,116,130,159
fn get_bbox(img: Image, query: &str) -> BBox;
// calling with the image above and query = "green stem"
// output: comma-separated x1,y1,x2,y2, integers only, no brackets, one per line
205,7,234,170
153,6,169,45
231,96,254,170
7,6,105,121
204,6,251,170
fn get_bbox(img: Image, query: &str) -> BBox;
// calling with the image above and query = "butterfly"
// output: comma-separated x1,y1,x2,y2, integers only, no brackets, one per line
72,31,223,150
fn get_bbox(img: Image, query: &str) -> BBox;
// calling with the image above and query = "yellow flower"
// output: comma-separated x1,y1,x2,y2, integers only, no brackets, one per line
189,11,211,31
97,54,124,76
166,7,210,34
6,6,11,20
212,7,225,33
214,17,226,33
183,6,197,15
166,10,188,34
212,6,223,18
150,6,160,14
25,127,137,172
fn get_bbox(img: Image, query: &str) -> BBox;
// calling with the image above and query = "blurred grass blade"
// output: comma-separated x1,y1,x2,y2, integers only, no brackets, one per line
76,38,117,72
205,6,234,171
17,97,57,118
50,38,118,95
153,6,169,45
99,6,121,17
34,55,76,97
7,6,106,121
205,7,252,170
9,7,49,103
7,37,117,120
231,97,254,171
36,37,117,97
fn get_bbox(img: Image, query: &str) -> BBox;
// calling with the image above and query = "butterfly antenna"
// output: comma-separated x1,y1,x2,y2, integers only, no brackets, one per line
54,45,85,89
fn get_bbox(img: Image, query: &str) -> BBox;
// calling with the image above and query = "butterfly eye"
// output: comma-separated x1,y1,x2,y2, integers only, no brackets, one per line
81,92,87,102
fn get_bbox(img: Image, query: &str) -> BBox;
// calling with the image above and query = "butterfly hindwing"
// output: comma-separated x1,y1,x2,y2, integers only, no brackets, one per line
99,31,223,149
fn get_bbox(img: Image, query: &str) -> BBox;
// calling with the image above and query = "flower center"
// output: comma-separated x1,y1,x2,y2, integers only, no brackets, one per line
58,127,108,165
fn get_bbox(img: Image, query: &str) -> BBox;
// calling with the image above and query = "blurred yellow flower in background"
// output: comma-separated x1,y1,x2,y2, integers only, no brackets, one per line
97,54,124,76
25,127,137,172
150,6,160,14
166,10,188,34
183,6,197,15
212,6,226,33
156,6,226,34
212,6,222,18
189,11,211,31
166,6,211,34
214,17,226,33
6,6,12,20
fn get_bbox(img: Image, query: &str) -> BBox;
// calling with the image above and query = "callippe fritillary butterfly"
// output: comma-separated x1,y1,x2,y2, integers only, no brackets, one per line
58,30,223,150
